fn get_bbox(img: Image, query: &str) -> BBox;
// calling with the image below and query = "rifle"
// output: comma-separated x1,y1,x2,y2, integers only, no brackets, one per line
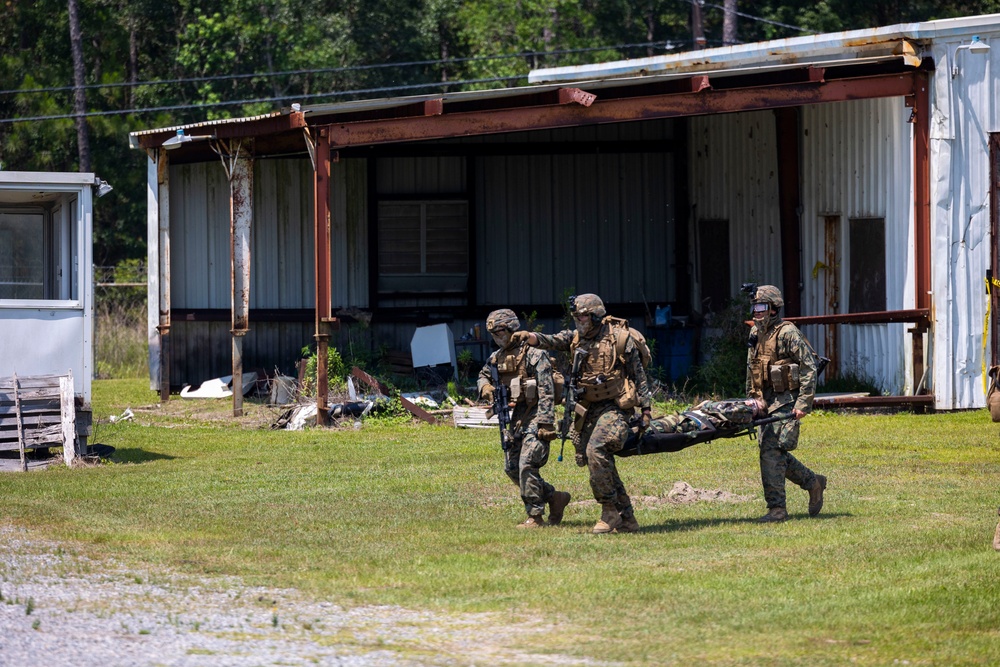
487,362,513,452
558,348,586,462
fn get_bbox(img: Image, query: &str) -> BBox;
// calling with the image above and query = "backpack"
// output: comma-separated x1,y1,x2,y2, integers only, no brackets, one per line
606,316,652,369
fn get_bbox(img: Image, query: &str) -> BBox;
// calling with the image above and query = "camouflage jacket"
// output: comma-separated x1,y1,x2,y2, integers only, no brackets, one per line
477,342,556,427
745,318,817,414
649,398,757,435
533,325,652,411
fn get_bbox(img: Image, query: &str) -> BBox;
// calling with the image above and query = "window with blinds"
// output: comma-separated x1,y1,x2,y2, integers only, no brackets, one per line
377,200,469,293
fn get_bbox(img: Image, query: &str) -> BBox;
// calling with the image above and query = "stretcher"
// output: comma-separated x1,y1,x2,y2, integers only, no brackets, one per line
617,414,783,457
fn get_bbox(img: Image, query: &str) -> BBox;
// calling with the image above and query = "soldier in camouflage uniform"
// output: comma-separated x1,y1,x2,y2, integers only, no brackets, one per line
646,398,765,436
746,285,827,523
477,309,571,529
513,294,652,534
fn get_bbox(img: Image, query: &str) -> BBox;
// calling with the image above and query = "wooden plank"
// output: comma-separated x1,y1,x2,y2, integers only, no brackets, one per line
0,374,64,390
350,366,438,424
0,390,62,406
13,373,25,472
452,406,498,429
61,372,77,464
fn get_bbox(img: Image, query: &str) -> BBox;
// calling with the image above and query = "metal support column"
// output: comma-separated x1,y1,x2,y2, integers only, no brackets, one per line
226,142,254,417
156,148,171,402
313,129,333,426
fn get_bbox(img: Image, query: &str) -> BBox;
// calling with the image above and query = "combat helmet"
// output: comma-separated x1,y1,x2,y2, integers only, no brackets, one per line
752,285,784,310
486,308,520,333
570,293,606,319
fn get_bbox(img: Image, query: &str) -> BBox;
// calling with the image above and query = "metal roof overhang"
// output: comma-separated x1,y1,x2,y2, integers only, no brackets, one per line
129,55,927,161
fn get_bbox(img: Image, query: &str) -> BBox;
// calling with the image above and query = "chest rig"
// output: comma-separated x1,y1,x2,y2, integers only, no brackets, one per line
572,317,638,411
748,320,800,397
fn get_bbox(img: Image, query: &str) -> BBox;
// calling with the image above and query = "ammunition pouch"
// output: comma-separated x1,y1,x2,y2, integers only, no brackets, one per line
769,360,800,393
509,377,538,407
578,376,624,404
553,370,565,404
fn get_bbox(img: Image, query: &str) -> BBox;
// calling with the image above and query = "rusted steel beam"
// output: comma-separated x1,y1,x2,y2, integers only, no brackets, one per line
557,87,597,107
314,129,332,426
156,148,171,402
349,367,438,424
134,112,306,150
229,147,253,417
326,72,919,147
786,308,930,326
913,71,931,312
813,394,934,408
689,75,711,92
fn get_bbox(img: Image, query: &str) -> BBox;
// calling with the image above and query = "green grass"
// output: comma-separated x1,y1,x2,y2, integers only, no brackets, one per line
3,378,1000,665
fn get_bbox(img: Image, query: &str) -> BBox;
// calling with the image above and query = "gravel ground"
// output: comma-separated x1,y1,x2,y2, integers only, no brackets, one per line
0,525,603,667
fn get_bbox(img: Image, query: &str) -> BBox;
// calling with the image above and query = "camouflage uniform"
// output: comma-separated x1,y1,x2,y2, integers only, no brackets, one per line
746,303,820,511
477,338,557,518
533,322,652,522
648,398,758,435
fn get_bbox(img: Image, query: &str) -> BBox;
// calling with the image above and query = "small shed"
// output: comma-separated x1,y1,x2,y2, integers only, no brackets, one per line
0,171,100,464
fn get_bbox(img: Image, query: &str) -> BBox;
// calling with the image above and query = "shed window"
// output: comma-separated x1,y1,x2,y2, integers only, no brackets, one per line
848,217,886,313
0,206,76,302
377,200,469,293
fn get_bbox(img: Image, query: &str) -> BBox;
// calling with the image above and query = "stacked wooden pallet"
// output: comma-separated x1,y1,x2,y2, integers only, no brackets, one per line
0,372,78,470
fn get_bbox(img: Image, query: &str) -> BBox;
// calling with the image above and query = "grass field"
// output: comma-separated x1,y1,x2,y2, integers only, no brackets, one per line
2,378,999,665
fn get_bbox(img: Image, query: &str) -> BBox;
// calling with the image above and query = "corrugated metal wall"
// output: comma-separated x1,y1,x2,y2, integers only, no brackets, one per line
167,158,364,382
689,111,782,298
164,119,680,383
690,100,913,394
930,36,996,409
800,97,913,394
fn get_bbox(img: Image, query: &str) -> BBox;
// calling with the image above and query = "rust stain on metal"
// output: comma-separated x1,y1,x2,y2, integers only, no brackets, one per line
558,88,597,107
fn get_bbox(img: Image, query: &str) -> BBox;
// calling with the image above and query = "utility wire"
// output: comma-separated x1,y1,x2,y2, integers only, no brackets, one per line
687,0,812,34
0,41,673,97
0,74,530,125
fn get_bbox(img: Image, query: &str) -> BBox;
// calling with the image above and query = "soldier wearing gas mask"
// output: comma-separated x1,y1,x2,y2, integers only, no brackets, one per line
513,294,652,534
746,285,827,523
478,309,572,529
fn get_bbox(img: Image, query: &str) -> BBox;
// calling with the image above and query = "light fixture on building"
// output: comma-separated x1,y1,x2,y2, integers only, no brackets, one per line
93,177,113,198
161,128,216,150
952,36,991,78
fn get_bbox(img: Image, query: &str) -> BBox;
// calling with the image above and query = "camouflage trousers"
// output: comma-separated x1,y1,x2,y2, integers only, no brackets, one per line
758,406,818,509
578,401,635,518
504,424,555,517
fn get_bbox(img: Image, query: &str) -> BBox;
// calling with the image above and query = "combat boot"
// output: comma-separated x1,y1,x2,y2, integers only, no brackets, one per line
548,491,572,525
618,512,640,533
808,474,827,516
755,507,788,523
592,504,622,534
517,514,546,529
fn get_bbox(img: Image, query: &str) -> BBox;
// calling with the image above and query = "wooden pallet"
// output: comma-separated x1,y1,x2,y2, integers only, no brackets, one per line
0,372,78,470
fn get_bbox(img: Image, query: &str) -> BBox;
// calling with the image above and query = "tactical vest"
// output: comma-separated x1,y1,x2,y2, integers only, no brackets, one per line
493,344,563,406
572,317,639,410
748,320,801,398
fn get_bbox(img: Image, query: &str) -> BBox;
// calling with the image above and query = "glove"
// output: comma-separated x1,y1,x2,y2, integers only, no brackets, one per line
510,331,533,345
537,423,557,442
575,452,588,467
481,384,494,404
641,409,652,431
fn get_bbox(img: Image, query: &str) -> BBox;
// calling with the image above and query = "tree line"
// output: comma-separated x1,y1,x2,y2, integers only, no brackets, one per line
1,0,995,267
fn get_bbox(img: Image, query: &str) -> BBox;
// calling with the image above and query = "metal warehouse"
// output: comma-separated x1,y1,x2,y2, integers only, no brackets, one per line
129,14,1000,413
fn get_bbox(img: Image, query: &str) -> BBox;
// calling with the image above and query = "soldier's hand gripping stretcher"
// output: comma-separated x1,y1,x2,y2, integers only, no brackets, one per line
617,397,787,457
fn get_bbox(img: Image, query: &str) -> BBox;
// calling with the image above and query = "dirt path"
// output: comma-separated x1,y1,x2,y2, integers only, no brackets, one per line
0,525,606,667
